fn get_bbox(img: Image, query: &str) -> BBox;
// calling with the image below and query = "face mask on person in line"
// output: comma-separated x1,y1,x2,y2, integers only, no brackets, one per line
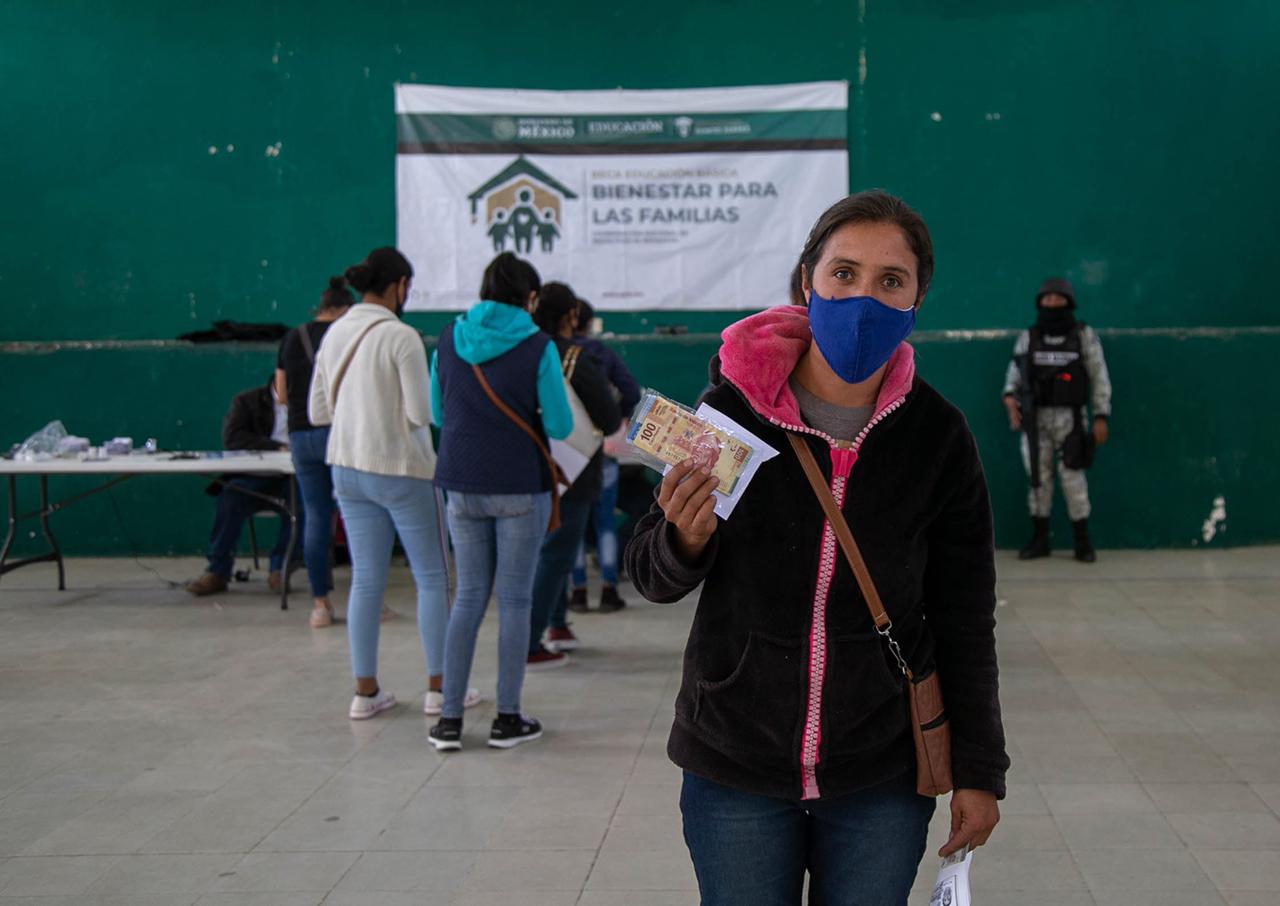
395,280,408,318
808,289,916,384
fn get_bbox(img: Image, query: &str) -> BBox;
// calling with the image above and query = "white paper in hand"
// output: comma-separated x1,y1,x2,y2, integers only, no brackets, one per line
929,846,972,906
660,404,778,520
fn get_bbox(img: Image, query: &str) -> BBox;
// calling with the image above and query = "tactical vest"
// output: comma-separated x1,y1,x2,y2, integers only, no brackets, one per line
1030,324,1090,407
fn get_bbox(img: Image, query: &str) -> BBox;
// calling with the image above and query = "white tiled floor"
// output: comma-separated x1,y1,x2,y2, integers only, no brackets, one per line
0,547,1278,904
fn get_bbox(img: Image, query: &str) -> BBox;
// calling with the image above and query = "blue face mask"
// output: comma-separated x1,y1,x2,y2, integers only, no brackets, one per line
807,289,916,384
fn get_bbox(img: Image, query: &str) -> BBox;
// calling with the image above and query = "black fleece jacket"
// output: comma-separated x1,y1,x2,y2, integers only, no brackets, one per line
625,366,1009,802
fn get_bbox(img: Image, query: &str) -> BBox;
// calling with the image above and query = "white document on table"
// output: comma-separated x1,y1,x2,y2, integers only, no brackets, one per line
660,403,779,520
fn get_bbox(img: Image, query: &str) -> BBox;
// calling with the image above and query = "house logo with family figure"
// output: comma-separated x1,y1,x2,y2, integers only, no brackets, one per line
468,156,578,254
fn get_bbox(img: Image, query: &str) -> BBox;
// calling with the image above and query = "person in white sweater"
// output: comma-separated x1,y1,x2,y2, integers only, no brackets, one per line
309,247,479,721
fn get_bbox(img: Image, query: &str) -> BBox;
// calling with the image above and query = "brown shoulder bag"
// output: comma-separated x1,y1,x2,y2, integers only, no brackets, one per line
788,433,954,797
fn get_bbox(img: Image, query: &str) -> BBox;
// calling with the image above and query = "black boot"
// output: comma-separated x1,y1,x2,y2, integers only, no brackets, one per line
1072,519,1097,563
598,584,627,614
567,587,589,613
1018,517,1051,560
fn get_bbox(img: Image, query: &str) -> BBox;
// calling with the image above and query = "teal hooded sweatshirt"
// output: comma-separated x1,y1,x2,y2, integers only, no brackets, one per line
429,300,573,439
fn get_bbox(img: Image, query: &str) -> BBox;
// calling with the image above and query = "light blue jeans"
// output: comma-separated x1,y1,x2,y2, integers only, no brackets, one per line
332,467,449,680
441,491,551,718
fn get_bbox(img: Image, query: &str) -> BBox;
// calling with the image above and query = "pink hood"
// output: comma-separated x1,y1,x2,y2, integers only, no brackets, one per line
718,305,916,432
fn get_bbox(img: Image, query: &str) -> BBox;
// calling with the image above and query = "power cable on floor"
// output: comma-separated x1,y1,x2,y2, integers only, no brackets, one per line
105,485,185,589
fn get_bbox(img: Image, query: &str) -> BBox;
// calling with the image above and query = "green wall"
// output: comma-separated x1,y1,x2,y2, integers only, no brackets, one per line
2,0,1278,559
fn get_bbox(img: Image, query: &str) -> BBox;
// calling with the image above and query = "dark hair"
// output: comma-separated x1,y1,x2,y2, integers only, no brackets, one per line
789,190,934,306
479,252,541,308
534,282,579,334
317,275,353,313
575,298,595,335
344,247,413,296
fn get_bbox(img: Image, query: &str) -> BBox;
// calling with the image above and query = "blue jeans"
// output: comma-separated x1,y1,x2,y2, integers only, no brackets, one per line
571,457,620,587
332,467,449,680
441,491,551,718
206,475,298,578
530,493,593,652
681,771,935,906
289,427,334,598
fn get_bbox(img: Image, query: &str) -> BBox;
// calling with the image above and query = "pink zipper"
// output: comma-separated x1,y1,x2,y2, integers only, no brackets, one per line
786,396,907,800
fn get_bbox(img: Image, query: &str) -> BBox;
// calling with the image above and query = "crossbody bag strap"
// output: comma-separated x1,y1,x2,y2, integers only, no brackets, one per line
470,363,564,532
297,323,316,363
787,433,901,645
790,435,953,797
561,343,581,380
330,318,391,407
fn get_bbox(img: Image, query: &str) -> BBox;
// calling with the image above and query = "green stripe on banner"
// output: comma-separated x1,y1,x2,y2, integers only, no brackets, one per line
396,109,846,150
397,139,847,155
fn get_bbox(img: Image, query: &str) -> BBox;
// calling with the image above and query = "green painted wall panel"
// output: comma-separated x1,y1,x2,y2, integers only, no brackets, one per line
3,332,1275,558
4,1,1276,341
1,1,1277,557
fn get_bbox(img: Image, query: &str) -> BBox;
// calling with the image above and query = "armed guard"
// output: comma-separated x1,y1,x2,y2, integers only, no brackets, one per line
1002,278,1112,562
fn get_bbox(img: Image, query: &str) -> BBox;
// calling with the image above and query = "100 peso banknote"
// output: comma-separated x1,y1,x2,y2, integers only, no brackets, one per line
627,393,754,495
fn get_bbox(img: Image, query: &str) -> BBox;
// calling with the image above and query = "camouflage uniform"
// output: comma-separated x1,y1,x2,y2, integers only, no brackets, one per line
1002,325,1112,520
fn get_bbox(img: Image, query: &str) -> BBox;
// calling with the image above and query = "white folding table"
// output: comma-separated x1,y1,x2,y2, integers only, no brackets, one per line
0,452,298,608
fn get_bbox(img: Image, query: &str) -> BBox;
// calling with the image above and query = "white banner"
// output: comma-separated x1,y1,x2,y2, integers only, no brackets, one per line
395,82,848,312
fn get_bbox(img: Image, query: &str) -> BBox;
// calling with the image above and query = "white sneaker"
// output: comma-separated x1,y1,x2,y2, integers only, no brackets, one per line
349,689,397,720
309,605,334,629
423,688,484,715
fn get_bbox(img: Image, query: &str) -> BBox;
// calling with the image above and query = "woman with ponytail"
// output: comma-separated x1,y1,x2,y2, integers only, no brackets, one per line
310,247,476,721
525,282,621,665
427,252,573,751
276,276,352,627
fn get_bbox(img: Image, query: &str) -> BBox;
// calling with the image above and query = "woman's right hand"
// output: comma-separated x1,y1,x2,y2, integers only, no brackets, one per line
658,459,719,563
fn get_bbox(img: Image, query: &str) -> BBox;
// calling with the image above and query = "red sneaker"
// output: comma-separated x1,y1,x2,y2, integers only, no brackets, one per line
546,626,579,653
526,645,570,671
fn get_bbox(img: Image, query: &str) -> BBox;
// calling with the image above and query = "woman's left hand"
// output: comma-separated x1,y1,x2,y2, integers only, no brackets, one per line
1093,417,1109,446
939,788,1000,857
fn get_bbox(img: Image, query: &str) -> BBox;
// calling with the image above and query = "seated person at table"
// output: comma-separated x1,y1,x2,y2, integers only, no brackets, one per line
186,379,301,596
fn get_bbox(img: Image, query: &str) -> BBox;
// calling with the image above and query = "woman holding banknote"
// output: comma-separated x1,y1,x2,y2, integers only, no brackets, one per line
627,190,1008,906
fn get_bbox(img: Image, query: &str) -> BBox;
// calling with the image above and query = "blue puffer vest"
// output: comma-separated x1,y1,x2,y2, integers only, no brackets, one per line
433,322,553,495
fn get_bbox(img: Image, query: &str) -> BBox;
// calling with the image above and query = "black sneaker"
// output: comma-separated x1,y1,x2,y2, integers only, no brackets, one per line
488,713,543,749
598,584,627,614
428,718,462,752
567,587,590,613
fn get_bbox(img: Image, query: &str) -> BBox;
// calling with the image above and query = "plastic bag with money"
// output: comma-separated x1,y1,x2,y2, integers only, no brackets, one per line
626,390,755,495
